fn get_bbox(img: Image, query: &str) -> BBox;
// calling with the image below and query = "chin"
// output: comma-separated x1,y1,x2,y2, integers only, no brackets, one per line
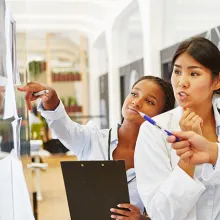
178,102,193,109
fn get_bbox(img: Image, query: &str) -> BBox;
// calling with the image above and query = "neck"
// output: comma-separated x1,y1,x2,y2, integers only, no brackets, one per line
118,120,140,150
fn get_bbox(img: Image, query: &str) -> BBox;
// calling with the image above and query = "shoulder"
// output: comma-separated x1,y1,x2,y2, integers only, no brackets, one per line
86,121,109,134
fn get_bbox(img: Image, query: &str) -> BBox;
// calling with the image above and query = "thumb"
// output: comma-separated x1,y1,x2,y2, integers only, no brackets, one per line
171,131,195,140
166,135,177,143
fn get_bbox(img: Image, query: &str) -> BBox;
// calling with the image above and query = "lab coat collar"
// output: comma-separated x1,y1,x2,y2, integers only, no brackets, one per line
212,94,220,136
110,123,121,143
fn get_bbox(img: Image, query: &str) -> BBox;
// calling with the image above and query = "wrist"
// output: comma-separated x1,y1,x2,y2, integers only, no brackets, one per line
178,159,195,178
209,142,218,165
42,88,60,110
140,214,149,220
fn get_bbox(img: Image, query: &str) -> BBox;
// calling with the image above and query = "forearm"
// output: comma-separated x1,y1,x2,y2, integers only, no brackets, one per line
202,143,220,184
39,100,90,155
140,214,150,220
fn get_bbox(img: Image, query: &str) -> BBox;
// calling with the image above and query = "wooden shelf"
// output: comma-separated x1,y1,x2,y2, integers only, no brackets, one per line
52,73,81,82
65,105,82,113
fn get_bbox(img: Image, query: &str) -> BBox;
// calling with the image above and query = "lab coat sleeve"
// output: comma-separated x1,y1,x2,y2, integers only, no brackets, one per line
202,143,220,184
134,122,206,220
38,100,91,156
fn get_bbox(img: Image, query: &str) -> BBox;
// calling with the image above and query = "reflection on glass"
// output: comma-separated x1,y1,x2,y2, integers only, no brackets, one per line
10,19,20,85
0,0,6,78
12,117,22,157
0,116,14,155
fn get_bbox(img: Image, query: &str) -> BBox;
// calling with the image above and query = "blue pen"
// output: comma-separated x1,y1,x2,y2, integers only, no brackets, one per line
138,111,180,142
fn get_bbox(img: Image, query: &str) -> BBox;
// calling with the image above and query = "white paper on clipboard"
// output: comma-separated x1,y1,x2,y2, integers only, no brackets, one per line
0,0,6,79
0,151,14,220
0,150,34,220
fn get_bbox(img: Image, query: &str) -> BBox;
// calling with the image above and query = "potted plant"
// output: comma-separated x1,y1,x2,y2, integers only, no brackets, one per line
71,97,78,112
28,60,44,80
67,96,74,113
75,72,81,81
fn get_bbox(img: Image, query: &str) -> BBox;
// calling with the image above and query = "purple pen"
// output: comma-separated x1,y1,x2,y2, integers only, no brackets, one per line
138,111,179,142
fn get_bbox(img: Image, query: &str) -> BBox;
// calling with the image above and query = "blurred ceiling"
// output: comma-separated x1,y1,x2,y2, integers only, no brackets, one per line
5,0,120,39
5,0,143,69
5,0,122,67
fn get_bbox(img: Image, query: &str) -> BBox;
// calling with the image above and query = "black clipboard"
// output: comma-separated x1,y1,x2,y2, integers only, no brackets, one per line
61,160,130,220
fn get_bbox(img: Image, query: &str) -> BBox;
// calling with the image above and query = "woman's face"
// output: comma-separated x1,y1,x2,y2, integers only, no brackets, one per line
122,80,165,125
171,52,220,109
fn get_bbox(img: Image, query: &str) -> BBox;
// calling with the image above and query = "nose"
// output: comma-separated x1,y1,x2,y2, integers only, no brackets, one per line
132,98,142,108
178,75,189,88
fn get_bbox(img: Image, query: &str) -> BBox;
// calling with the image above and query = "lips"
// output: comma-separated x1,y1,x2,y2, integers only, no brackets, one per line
178,91,188,97
127,107,138,114
177,91,188,101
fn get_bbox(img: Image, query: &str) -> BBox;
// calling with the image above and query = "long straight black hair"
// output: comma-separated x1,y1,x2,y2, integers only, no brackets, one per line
172,37,220,93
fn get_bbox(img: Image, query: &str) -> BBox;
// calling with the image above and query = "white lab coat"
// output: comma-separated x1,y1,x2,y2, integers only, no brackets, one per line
135,94,220,220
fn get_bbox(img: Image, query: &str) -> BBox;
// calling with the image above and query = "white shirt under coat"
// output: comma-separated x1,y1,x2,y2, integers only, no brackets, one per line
38,101,145,213
135,94,220,220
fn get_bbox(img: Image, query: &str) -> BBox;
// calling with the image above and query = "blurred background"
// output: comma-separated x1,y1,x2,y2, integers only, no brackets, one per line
1,0,220,219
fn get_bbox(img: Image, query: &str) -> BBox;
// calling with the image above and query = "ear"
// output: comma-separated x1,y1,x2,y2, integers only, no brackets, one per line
213,72,220,91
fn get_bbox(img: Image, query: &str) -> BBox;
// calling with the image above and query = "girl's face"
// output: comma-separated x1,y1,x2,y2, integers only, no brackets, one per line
171,52,220,109
122,80,165,125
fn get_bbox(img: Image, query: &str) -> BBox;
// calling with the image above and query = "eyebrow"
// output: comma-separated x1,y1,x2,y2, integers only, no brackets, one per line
148,95,158,102
133,88,158,102
174,64,202,69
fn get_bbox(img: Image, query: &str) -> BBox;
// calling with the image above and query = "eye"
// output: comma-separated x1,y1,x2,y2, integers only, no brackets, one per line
173,69,181,75
191,72,199,76
146,100,154,105
131,92,137,96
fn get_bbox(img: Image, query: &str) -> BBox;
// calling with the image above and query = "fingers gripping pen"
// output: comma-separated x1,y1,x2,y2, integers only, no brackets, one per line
33,90,49,97
138,111,180,142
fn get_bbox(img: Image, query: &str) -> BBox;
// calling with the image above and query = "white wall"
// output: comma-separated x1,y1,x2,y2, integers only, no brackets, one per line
162,0,220,49
106,0,142,127
117,7,143,67
88,33,108,123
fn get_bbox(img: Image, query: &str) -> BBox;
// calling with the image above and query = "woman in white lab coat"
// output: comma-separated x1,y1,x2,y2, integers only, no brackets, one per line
135,37,220,220
18,75,175,220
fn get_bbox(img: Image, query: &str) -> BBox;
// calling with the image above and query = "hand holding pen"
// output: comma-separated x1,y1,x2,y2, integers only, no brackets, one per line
32,90,50,97
138,111,180,142
17,82,59,111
